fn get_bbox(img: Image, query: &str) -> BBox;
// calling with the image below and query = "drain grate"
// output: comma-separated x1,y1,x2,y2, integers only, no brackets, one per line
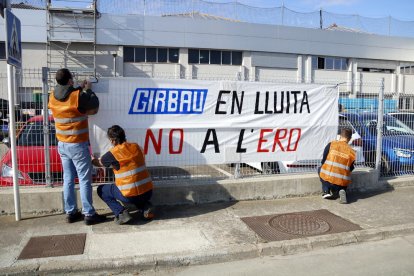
18,233,87,260
241,209,361,242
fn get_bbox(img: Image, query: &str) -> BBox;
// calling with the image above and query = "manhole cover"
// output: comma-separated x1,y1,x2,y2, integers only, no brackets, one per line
18,233,86,260
269,214,331,235
241,209,361,242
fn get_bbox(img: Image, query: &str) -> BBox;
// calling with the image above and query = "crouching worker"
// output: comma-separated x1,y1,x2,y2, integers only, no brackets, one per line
319,128,356,204
92,125,154,224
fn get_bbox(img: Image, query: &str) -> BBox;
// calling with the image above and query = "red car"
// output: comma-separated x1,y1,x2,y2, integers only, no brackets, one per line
0,115,107,186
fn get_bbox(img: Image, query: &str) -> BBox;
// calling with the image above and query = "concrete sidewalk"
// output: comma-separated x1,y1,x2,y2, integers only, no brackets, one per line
1,186,414,275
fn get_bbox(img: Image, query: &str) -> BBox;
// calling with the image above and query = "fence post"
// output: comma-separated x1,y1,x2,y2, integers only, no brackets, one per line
234,163,241,179
319,9,323,29
7,65,21,221
375,78,385,176
42,67,53,187
388,16,391,36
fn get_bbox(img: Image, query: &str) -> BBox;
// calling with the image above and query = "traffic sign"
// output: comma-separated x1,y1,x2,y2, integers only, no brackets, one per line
5,9,22,68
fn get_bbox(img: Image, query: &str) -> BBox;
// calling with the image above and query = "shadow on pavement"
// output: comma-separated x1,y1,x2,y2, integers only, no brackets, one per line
347,185,394,204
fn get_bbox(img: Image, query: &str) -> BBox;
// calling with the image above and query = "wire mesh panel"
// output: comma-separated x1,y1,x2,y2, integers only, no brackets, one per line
2,69,414,188
9,0,414,38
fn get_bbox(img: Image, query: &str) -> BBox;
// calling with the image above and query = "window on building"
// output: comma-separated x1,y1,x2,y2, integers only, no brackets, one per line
222,51,231,65
135,48,145,62
188,49,242,65
0,41,6,59
0,42,5,60
232,51,242,65
325,58,334,70
311,56,317,69
158,48,168,63
312,56,348,71
401,66,414,75
358,68,394,73
210,50,221,65
146,48,156,62
317,57,325,69
199,50,209,64
169,48,179,63
123,47,179,63
188,49,199,64
123,47,134,62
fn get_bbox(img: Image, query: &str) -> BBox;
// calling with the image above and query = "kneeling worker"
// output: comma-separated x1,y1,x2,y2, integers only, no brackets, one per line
319,128,356,204
92,125,154,224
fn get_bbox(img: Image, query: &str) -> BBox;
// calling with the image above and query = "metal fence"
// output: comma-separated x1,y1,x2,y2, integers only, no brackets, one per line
10,0,414,39
1,69,414,189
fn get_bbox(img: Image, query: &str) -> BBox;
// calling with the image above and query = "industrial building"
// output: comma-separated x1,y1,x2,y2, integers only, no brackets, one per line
0,1,414,110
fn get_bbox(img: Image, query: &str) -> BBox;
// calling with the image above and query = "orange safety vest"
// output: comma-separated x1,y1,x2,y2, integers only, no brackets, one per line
48,89,89,143
320,140,356,187
110,142,153,197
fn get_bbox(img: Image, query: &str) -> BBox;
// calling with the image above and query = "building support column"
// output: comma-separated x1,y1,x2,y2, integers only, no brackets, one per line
297,55,303,83
304,55,312,83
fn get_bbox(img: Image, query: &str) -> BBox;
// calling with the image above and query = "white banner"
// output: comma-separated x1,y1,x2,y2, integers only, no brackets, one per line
89,78,338,166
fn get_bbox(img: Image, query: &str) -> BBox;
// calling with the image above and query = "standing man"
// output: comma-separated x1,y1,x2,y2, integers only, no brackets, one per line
48,68,106,225
92,125,154,225
319,128,356,204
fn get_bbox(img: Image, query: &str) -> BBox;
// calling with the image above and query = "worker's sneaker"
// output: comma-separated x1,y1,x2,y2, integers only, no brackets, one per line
66,210,83,223
322,192,333,199
142,202,155,221
114,209,133,225
339,189,348,204
84,213,106,225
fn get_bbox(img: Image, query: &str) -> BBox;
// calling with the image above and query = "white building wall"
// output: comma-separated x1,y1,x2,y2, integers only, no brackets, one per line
404,75,414,94
256,67,297,82
313,70,348,83
359,72,393,94
123,63,178,78
95,14,414,62
0,9,414,102
191,64,241,80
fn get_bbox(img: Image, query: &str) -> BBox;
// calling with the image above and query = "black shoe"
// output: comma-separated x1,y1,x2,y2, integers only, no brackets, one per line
84,213,106,225
66,211,83,223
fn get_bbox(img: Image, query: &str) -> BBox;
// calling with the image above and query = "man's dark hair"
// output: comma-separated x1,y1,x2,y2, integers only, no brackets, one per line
55,68,72,85
340,128,352,141
107,125,126,145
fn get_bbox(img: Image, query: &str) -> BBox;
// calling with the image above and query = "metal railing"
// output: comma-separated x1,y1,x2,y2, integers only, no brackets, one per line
1,68,413,189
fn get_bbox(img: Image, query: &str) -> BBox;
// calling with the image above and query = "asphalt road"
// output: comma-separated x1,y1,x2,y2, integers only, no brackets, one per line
143,235,414,276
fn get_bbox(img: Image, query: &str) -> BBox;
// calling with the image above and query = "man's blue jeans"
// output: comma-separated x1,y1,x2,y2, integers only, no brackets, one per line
97,184,152,217
58,141,95,215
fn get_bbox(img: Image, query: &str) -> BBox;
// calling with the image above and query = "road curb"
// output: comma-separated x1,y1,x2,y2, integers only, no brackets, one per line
1,223,414,275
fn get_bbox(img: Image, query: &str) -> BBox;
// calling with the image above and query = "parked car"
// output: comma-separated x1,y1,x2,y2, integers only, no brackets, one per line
341,112,414,175
0,98,22,120
388,112,414,130
0,119,8,141
0,115,107,186
249,114,365,174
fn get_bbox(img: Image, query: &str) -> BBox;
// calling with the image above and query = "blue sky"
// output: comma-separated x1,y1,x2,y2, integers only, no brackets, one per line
225,0,414,21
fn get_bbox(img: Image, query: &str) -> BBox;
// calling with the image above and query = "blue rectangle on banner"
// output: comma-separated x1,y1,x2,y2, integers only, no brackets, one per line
129,88,208,114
